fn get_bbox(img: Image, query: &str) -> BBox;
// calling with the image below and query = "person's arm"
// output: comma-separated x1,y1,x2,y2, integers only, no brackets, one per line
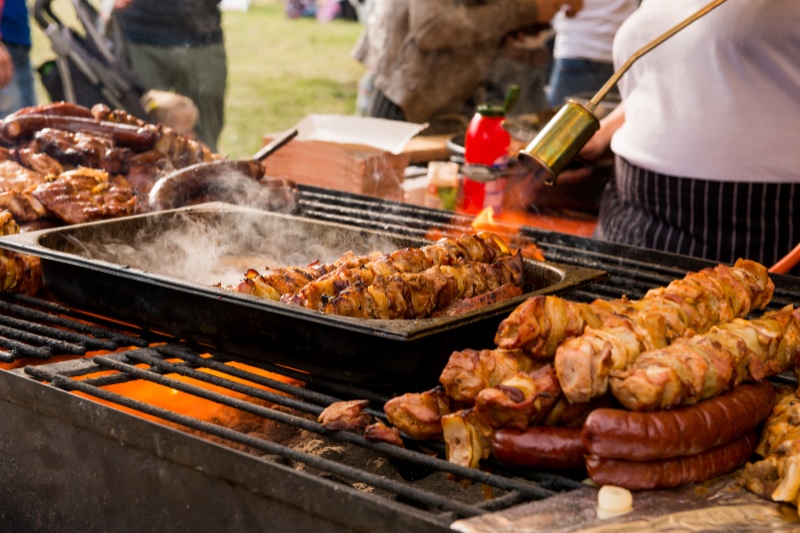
579,102,625,162
409,0,582,51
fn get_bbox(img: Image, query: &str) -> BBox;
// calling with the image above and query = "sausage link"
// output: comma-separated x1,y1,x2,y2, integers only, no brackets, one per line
7,102,94,120
582,380,774,461
0,115,157,150
148,160,265,211
586,431,759,490
492,426,586,471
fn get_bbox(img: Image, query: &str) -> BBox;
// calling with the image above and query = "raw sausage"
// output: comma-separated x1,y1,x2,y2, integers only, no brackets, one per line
582,380,774,461
492,426,586,471
586,431,759,490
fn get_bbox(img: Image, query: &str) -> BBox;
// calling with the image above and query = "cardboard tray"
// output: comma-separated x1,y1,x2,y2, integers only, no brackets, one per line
0,203,608,389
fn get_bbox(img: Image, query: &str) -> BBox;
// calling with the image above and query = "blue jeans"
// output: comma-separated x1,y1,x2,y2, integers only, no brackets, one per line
547,58,615,108
0,43,36,117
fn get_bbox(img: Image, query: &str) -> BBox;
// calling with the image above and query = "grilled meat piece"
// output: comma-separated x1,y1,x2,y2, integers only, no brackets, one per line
317,252,524,319
29,128,131,176
611,306,800,411
235,251,382,301
555,259,775,404
364,421,405,447
743,386,800,507
15,147,64,176
432,282,523,318
0,159,48,222
297,232,512,312
473,364,561,431
494,295,614,358
442,408,493,469
33,167,137,224
439,347,538,403
317,399,374,431
384,387,452,441
0,210,42,294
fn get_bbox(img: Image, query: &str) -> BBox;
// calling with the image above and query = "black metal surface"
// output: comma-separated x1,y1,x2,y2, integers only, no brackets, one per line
12,341,582,529
0,293,154,362
0,203,606,389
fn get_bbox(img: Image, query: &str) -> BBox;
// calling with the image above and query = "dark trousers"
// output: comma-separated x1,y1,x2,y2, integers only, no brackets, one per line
595,156,800,275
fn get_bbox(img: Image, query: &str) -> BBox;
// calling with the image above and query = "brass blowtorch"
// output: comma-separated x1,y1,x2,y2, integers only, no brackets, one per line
518,0,730,186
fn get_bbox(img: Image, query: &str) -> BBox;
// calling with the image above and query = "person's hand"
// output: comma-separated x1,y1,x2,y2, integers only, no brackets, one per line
535,0,583,22
114,0,134,9
0,44,15,90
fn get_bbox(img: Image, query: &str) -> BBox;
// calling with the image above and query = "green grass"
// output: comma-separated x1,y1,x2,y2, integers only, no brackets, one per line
31,0,367,159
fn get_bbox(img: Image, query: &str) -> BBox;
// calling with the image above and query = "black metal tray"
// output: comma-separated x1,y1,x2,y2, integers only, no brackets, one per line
0,203,607,389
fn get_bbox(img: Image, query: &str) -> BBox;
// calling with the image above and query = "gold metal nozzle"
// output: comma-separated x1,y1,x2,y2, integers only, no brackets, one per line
517,0,730,187
517,101,599,186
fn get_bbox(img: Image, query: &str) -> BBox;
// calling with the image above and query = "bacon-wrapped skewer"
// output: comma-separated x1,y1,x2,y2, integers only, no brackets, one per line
384,386,452,441
315,252,524,319
297,232,511,311
234,251,380,300
610,305,800,411
555,259,775,404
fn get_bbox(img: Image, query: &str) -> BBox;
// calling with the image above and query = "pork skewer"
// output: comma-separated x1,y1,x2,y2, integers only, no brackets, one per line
555,259,775,404
610,305,800,411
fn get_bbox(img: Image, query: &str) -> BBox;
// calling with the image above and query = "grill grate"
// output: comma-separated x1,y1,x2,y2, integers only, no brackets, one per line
0,294,157,363
23,341,583,524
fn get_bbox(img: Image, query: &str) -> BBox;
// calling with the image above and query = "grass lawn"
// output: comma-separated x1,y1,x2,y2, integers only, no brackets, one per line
31,0,367,159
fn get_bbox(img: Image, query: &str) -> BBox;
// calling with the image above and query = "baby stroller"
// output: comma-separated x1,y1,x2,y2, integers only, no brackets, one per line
33,0,149,119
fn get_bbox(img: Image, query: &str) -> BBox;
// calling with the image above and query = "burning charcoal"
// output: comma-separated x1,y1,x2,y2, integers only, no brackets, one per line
318,399,373,431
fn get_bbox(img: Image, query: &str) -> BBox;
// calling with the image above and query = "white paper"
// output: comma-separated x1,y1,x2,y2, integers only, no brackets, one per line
294,114,428,155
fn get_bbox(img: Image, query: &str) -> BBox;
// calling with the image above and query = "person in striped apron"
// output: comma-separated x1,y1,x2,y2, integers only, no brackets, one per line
577,0,800,274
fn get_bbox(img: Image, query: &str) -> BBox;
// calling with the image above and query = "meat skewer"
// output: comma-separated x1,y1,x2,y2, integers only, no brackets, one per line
555,259,775,404
610,305,800,411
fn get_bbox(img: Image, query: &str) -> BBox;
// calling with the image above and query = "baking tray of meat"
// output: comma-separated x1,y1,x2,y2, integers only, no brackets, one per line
0,203,607,388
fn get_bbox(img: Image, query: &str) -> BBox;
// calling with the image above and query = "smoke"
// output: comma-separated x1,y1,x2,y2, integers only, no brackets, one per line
62,207,402,288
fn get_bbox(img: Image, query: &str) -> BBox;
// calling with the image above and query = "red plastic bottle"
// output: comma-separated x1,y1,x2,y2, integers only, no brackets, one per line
463,104,511,168
461,104,510,214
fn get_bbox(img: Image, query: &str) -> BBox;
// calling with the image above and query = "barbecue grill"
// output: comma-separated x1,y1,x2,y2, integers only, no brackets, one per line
0,185,798,532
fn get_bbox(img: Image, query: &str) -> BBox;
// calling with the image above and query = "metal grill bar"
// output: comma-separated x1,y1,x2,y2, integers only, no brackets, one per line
24,352,565,521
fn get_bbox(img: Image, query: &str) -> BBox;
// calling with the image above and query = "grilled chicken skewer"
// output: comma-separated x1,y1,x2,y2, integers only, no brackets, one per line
611,305,800,411
296,232,511,311
555,259,775,404
316,252,524,319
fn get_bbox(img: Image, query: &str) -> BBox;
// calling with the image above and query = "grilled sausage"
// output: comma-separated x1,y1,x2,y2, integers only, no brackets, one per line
8,102,94,120
431,283,524,317
492,426,586,471
148,160,265,211
0,114,157,149
582,380,775,461
586,431,759,490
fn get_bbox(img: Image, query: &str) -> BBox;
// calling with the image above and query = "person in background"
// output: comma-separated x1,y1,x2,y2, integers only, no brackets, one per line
114,0,227,152
352,0,582,132
574,0,800,273
547,0,638,107
0,0,36,117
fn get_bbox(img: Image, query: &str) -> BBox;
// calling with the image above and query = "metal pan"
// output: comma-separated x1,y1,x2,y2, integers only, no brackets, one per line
0,203,607,389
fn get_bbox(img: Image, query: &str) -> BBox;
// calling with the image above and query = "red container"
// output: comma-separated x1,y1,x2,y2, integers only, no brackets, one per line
463,105,510,168
461,105,510,214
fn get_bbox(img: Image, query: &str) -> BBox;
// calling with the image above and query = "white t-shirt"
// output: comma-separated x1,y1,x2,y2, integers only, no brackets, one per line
610,0,800,183
552,0,639,63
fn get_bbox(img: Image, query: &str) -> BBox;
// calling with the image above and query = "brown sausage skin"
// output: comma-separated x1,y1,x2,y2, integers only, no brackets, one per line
586,431,758,490
582,380,774,461
7,102,94,120
0,115,157,149
492,426,586,471
148,160,265,211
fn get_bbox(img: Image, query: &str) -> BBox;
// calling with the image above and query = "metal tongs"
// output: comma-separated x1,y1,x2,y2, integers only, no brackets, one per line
518,0,730,186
